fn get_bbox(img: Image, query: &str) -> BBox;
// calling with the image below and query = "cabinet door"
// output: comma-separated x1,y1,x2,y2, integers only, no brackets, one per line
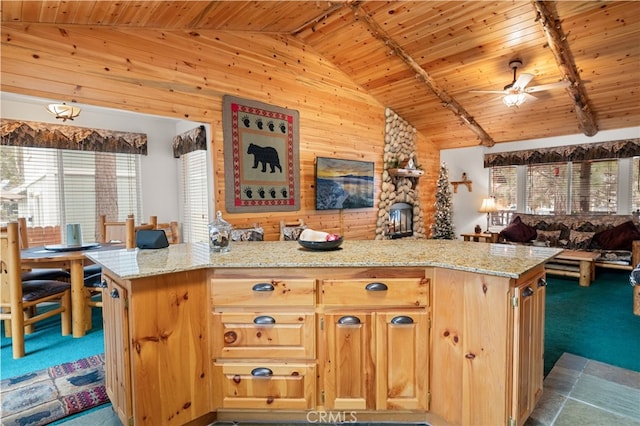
102,276,132,425
511,274,546,425
375,311,428,410
323,312,375,410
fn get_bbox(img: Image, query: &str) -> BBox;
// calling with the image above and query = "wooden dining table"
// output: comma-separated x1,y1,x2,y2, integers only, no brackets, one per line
21,242,126,337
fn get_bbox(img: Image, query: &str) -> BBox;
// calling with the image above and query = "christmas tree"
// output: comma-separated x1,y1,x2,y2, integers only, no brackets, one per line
431,162,456,239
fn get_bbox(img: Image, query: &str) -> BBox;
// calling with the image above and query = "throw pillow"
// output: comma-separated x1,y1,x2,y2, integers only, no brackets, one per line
230,227,264,241
592,220,640,251
567,230,595,250
499,216,537,243
536,230,561,247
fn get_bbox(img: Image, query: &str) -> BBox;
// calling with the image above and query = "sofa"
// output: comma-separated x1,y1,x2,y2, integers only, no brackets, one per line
498,213,640,271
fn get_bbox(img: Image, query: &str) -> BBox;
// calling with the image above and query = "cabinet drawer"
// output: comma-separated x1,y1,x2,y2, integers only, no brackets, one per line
213,362,316,410
211,278,315,306
212,312,315,359
321,277,428,307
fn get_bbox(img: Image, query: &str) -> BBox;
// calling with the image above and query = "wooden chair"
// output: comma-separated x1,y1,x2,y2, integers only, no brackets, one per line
0,222,71,358
231,223,264,241
17,217,71,282
99,214,136,249
156,221,180,244
279,219,307,241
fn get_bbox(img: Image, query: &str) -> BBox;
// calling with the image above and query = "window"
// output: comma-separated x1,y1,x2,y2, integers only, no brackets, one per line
569,160,617,213
0,146,141,241
490,159,625,216
526,163,569,214
633,157,640,213
490,166,517,210
179,150,209,243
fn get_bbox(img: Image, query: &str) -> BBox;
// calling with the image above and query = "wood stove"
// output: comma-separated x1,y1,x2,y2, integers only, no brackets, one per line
388,202,413,239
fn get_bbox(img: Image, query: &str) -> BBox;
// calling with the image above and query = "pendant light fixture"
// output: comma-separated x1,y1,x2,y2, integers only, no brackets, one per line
46,102,81,121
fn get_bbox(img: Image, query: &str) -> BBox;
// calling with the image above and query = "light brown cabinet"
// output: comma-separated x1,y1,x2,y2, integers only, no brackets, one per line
101,275,131,425
512,273,546,425
100,262,546,425
320,276,429,411
430,267,546,426
101,270,212,426
210,275,316,410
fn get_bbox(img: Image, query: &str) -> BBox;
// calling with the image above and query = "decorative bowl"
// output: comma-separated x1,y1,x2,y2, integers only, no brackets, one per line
298,237,343,251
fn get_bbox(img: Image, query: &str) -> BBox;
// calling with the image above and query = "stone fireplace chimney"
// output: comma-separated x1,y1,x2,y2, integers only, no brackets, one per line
376,108,426,240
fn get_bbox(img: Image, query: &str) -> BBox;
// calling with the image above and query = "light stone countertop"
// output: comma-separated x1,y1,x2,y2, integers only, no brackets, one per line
85,239,562,280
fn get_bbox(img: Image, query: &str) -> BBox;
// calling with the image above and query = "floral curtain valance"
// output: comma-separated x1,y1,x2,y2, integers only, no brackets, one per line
172,125,206,158
484,138,640,168
1,119,147,155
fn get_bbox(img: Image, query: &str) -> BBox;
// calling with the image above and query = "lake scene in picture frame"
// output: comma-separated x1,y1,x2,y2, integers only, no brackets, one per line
315,157,374,210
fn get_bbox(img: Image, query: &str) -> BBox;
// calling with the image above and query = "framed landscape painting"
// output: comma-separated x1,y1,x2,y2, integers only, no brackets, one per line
315,157,375,210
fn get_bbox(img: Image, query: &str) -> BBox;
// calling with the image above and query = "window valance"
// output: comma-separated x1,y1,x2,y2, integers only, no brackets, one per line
172,125,206,158
0,119,147,155
484,138,640,168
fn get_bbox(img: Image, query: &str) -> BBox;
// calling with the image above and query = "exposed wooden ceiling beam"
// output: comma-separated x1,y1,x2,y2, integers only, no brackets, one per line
349,3,495,147
532,0,598,137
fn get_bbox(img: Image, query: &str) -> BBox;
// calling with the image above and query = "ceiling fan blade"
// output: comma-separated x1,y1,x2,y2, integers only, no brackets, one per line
469,90,508,94
513,73,534,90
525,80,570,93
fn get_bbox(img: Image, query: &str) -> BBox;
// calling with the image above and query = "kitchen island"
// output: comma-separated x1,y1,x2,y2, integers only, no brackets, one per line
87,239,561,426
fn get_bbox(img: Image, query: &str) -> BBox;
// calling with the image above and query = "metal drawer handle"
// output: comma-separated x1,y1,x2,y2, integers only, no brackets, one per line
254,315,276,325
391,315,414,325
252,283,274,292
251,367,273,377
338,315,361,325
538,277,547,287
522,287,534,298
365,282,388,291
110,288,119,299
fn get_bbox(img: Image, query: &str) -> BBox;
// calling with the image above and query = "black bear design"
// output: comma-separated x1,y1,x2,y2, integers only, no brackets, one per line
247,143,282,173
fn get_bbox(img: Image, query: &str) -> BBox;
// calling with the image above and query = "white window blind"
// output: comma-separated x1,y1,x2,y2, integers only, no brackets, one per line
0,146,141,242
569,160,617,214
179,150,209,243
526,163,569,215
490,166,517,210
633,157,640,212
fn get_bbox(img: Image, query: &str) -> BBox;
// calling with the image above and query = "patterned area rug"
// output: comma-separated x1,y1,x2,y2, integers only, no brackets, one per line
1,354,109,426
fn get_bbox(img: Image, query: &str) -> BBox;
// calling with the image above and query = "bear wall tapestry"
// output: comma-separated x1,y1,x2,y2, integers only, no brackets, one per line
223,95,300,212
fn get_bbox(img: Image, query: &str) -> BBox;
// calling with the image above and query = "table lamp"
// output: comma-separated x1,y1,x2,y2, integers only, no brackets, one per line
479,197,498,232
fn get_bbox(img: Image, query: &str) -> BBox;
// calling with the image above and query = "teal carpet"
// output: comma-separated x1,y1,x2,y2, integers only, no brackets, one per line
544,269,640,376
1,307,105,380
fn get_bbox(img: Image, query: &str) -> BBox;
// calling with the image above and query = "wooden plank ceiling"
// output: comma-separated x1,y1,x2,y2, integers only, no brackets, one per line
2,1,639,150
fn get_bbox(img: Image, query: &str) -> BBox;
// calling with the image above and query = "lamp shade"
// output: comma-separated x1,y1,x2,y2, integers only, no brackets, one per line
479,197,498,213
46,103,81,121
502,92,525,107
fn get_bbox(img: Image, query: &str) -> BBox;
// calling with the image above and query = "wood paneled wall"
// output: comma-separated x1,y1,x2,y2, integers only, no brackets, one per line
1,24,439,240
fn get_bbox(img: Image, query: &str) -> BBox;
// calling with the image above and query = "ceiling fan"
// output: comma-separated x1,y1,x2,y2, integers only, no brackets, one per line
471,60,570,107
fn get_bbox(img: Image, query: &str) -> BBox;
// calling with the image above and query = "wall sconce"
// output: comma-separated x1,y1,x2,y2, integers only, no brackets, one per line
479,197,498,232
46,103,81,121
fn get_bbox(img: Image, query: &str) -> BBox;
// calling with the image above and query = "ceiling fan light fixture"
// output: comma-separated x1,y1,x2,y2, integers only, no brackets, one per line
503,92,525,107
46,103,81,121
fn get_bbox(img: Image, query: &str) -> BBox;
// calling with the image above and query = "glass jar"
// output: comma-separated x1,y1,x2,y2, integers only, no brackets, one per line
208,211,232,253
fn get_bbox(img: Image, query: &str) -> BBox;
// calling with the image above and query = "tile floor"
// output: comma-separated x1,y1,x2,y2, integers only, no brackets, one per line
526,353,640,426
61,353,639,425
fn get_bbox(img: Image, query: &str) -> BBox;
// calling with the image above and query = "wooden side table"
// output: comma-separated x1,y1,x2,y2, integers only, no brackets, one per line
461,232,497,243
